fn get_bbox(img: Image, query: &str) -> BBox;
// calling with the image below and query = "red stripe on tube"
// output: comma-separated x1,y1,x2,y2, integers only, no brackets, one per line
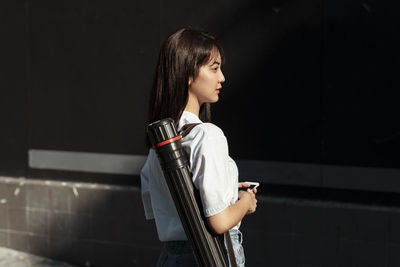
155,135,182,147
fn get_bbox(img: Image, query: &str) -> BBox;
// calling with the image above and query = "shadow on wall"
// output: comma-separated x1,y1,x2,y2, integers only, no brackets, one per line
0,177,161,267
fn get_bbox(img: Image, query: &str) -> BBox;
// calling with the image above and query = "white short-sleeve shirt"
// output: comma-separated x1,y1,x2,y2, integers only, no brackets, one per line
140,111,239,241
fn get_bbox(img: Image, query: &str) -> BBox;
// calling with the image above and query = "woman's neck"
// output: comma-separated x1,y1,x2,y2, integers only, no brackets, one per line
184,93,201,117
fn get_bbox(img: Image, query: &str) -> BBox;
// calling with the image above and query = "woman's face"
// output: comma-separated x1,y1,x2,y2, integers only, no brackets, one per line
188,51,225,105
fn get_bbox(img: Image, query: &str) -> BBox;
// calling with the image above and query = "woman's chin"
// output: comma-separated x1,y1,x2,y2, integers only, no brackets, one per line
211,96,219,103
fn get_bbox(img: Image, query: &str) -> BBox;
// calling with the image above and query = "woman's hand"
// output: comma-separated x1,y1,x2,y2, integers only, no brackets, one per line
238,182,258,194
208,187,258,234
238,189,257,214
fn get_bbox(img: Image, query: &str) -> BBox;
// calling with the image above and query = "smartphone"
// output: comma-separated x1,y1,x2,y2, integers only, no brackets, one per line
239,181,259,191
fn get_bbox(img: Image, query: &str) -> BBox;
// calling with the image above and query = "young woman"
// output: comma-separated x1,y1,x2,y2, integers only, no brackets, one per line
141,27,258,267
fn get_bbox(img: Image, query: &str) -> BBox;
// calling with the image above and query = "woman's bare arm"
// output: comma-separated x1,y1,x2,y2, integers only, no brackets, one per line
207,189,257,234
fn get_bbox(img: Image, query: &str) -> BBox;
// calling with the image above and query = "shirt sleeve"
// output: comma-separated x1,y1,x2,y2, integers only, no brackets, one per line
140,157,155,220
190,124,233,217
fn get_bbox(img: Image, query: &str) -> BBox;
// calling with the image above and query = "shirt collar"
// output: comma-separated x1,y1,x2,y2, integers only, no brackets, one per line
178,111,202,130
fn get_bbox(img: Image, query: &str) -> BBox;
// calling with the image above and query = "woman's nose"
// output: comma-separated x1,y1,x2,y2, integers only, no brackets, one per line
219,71,225,83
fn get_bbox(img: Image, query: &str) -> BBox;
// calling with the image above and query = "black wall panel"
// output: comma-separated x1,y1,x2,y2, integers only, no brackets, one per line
323,0,400,168
0,1,28,177
29,0,159,155
1,0,400,179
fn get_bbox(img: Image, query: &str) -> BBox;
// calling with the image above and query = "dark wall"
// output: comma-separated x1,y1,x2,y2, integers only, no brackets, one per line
0,177,161,267
1,1,29,177
1,2,400,179
27,1,159,155
2,177,400,267
2,2,400,265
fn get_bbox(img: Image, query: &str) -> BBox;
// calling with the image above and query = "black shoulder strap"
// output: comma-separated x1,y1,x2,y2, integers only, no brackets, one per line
180,123,201,137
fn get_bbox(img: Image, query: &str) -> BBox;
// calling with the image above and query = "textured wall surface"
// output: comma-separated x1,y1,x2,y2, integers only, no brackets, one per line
2,176,400,267
0,177,160,266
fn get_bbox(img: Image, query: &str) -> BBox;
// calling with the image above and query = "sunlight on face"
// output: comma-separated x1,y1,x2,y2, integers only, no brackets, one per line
188,48,225,106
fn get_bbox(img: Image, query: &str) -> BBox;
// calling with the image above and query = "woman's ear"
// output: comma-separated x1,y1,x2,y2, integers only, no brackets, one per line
188,76,193,87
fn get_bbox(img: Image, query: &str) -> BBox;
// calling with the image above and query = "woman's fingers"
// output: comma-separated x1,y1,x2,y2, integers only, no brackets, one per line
238,182,250,188
246,190,257,214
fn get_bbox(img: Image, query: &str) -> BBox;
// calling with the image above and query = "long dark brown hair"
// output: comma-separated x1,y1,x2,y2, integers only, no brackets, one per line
147,27,224,132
